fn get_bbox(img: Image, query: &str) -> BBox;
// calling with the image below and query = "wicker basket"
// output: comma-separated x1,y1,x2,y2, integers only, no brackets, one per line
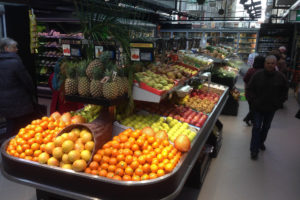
57,108,113,164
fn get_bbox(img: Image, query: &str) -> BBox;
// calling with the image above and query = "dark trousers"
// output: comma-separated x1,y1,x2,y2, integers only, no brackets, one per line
250,110,275,153
0,112,35,144
244,101,253,122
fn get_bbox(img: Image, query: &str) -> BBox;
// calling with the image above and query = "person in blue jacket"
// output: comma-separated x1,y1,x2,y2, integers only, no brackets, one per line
0,37,35,144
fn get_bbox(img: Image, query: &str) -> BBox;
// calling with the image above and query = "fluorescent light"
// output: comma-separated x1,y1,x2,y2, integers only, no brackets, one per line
282,0,300,18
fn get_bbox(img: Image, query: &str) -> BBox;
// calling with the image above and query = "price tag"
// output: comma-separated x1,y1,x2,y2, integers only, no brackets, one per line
101,76,110,83
112,71,117,81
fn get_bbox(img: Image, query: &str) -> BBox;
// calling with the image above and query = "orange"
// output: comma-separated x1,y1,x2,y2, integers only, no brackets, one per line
123,142,132,149
117,154,125,162
112,175,122,181
101,163,109,170
93,154,102,162
137,155,146,165
149,172,157,179
142,163,151,173
164,163,174,173
33,150,42,157
16,145,23,154
157,169,165,177
123,148,132,156
130,160,139,170
117,161,127,169
122,175,132,181
115,168,124,176
124,166,134,176
31,143,40,151
111,149,119,157
111,141,120,149
25,149,33,156
128,137,135,144
102,142,111,149
109,157,117,165
136,138,144,147
106,172,114,179
112,136,121,142
150,164,158,173
141,174,149,181
133,150,142,157
131,130,141,138
101,156,110,164
84,167,92,174
107,165,116,173
99,169,108,177
89,161,99,170
125,155,133,165
132,175,140,181
134,168,143,176
158,163,165,170
104,148,112,156
91,170,98,175
119,135,128,143
152,158,159,165
131,144,139,151
147,136,155,144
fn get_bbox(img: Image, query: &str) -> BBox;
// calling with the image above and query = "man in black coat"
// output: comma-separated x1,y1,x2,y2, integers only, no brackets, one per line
246,55,288,160
0,37,35,143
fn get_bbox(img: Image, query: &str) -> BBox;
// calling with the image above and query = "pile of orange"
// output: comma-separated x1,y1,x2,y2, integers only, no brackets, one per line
6,116,68,162
85,128,181,181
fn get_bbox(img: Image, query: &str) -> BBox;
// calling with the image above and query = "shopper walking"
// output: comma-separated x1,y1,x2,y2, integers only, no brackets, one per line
0,38,35,144
246,55,288,160
243,55,265,126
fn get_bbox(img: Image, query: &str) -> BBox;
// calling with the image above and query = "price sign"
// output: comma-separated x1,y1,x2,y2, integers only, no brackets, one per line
62,44,71,56
130,48,140,61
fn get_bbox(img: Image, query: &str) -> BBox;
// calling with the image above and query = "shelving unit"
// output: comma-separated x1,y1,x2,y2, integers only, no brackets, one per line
159,28,258,60
257,24,294,58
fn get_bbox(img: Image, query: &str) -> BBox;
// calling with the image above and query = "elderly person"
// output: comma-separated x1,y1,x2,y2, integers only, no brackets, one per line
246,55,288,160
0,37,35,144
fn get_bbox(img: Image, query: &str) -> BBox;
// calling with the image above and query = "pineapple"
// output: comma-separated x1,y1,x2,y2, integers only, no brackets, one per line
90,67,103,97
64,62,77,95
116,67,128,96
77,60,90,96
103,69,118,100
86,52,111,80
86,59,101,80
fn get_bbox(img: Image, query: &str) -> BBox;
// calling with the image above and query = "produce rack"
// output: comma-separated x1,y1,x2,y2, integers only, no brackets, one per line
1,85,228,200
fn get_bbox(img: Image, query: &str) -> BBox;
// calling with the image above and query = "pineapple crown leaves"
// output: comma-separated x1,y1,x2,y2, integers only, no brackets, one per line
65,62,77,79
77,60,89,77
99,51,112,66
92,66,103,80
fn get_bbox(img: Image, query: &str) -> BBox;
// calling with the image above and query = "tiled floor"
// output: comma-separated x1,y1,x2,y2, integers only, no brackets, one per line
1,77,300,200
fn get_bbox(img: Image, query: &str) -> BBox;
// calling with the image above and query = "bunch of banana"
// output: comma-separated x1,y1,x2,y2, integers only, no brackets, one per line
71,104,102,123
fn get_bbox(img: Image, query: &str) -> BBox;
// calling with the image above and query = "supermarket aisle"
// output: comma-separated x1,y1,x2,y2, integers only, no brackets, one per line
197,78,300,200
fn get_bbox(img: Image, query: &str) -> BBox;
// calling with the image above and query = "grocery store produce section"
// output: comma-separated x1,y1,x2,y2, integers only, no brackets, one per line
0,27,241,200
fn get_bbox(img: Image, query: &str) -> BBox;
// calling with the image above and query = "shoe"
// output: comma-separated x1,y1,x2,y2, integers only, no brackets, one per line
260,144,266,151
243,118,252,126
251,152,258,160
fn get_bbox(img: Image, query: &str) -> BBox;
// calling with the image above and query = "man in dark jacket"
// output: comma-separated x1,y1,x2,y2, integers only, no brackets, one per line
246,55,288,160
0,38,35,143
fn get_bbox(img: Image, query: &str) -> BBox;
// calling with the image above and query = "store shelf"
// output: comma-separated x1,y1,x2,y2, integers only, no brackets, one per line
65,94,128,106
0,85,229,200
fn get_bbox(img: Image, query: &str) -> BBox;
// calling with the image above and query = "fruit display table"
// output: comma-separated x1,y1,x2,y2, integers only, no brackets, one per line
0,85,228,200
